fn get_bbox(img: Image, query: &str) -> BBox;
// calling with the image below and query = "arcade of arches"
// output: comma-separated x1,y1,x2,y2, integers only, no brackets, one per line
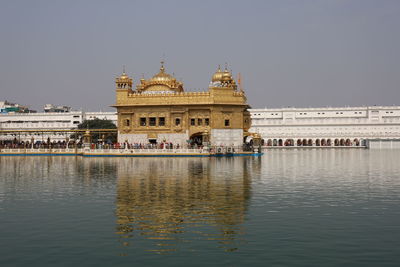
264,138,365,147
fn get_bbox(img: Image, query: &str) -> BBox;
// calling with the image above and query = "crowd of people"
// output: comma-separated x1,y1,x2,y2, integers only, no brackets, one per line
0,139,201,150
0,139,254,151
0,140,81,149
112,142,199,150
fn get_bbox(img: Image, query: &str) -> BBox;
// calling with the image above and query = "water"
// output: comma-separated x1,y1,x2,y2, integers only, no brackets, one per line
0,150,400,266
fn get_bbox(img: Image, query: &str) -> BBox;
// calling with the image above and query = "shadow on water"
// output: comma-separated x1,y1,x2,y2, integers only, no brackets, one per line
114,156,262,254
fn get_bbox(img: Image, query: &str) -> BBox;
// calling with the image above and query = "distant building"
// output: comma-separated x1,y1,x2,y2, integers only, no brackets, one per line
0,101,36,114
0,111,117,142
249,106,400,147
44,104,71,113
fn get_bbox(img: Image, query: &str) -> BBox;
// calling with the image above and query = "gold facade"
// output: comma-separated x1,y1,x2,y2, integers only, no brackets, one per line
114,62,251,145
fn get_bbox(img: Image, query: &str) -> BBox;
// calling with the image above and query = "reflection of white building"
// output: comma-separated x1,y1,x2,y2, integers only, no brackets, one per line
0,111,117,141
249,106,400,147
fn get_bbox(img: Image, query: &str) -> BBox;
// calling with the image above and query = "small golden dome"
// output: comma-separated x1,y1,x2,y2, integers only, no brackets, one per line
118,65,129,79
211,66,223,82
120,72,129,79
222,69,232,81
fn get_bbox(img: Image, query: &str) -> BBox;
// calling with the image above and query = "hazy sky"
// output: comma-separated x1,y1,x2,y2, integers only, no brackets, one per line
1,0,399,111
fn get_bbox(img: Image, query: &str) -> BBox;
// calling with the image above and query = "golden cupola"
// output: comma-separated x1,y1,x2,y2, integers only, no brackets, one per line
211,65,223,82
115,67,133,90
222,68,232,82
136,61,184,93
209,64,237,90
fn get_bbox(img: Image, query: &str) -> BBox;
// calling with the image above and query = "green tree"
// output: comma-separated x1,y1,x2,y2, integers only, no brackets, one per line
71,118,117,143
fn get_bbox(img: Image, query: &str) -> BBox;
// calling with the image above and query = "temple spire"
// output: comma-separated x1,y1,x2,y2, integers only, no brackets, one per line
160,61,165,73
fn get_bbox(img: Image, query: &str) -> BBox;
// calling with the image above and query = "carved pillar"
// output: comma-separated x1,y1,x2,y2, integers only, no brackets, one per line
83,130,91,148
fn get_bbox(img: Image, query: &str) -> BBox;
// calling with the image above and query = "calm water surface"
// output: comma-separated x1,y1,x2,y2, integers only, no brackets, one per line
0,150,400,266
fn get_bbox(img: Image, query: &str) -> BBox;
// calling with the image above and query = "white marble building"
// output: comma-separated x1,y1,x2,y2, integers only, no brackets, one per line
249,106,400,147
3,105,400,147
0,111,117,142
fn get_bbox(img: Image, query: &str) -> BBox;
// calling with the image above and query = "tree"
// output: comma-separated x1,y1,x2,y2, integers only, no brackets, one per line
71,118,117,143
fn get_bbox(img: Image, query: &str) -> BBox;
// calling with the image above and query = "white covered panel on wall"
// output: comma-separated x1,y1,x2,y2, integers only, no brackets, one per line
118,133,148,144
210,129,243,146
157,132,189,145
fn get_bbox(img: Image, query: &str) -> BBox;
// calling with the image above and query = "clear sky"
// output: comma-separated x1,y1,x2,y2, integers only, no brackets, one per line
0,0,399,111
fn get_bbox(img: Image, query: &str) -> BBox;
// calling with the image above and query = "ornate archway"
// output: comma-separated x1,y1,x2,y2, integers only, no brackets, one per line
353,138,360,146
345,139,351,146
189,132,204,146
285,139,294,146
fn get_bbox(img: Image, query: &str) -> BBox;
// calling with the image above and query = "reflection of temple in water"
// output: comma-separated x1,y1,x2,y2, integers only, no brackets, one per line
115,157,261,253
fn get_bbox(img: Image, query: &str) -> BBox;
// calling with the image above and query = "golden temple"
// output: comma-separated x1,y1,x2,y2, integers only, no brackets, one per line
113,62,251,146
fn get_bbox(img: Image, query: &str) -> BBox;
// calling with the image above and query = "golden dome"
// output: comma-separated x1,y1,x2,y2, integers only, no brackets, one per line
212,66,223,82
136,61,184,93
149,61,177,83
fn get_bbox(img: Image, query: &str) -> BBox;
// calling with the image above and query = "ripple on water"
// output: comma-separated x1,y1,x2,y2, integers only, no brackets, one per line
0,151,400,266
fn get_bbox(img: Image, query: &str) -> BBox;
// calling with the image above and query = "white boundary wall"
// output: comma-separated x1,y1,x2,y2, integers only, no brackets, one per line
367,139,400,149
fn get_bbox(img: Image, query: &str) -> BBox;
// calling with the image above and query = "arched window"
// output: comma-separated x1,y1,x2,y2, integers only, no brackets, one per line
353,138,360,146
297,139,302,146
302,139,307,146
334,139,339,146
345,139,351,146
